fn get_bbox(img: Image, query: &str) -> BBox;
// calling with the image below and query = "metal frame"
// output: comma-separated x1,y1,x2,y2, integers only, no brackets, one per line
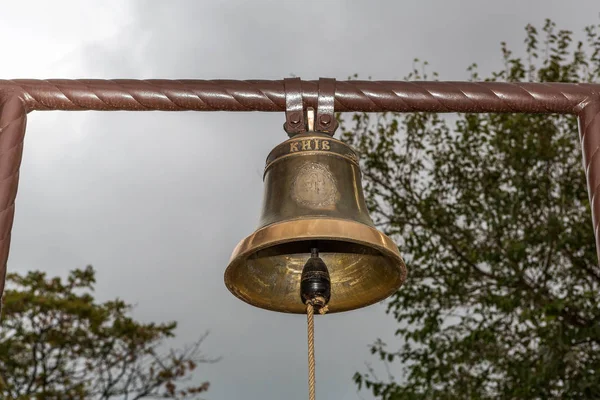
0,79,599,306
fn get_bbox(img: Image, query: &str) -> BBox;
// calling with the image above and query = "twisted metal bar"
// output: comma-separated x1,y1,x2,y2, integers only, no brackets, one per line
0,79,596,114
0,95,27,314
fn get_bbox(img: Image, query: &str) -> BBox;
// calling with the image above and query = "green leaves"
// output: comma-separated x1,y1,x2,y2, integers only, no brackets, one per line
345,20,600,400
0,266,216,399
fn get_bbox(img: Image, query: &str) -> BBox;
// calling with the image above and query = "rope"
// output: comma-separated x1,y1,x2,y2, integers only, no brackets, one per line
306,298,328,400
307,302,316,400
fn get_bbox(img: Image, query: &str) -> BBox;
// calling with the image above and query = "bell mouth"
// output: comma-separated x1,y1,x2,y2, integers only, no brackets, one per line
224,218,407,314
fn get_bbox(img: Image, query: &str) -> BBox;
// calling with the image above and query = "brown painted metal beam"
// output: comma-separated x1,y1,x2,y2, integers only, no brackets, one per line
0,79,596,113
0,79,599,312
579,100,600,261
0,94,27,305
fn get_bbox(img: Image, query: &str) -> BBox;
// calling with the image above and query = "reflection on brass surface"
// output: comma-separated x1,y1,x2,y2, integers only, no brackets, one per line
224,133,407,314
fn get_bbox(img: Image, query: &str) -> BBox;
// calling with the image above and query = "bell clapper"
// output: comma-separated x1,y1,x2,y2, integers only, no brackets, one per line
300,247,331,313
300,246,330,400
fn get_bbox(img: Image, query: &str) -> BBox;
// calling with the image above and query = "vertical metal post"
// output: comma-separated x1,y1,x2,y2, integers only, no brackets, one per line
578,99,600,261
0,95,27,312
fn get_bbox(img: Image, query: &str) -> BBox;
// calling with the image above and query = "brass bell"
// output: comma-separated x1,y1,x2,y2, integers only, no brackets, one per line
225,132,407,313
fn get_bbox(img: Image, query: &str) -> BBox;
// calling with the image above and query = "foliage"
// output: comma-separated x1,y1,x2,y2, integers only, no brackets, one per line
344,20,600,399
0,266,216,399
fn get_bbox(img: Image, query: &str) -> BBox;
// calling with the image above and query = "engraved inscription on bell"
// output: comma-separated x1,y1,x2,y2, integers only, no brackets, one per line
291,162,338,208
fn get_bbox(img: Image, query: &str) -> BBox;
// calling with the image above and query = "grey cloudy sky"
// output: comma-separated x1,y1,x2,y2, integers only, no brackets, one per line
1,1,598,399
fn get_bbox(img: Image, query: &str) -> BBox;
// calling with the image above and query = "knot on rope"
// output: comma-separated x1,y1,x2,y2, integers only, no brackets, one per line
307,296,329,315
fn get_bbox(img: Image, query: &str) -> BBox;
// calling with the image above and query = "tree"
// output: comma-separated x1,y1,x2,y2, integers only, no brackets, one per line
0,266,216,399
344,20,600,399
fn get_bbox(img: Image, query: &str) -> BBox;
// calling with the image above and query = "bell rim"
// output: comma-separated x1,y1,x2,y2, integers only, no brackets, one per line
224,217,407,314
